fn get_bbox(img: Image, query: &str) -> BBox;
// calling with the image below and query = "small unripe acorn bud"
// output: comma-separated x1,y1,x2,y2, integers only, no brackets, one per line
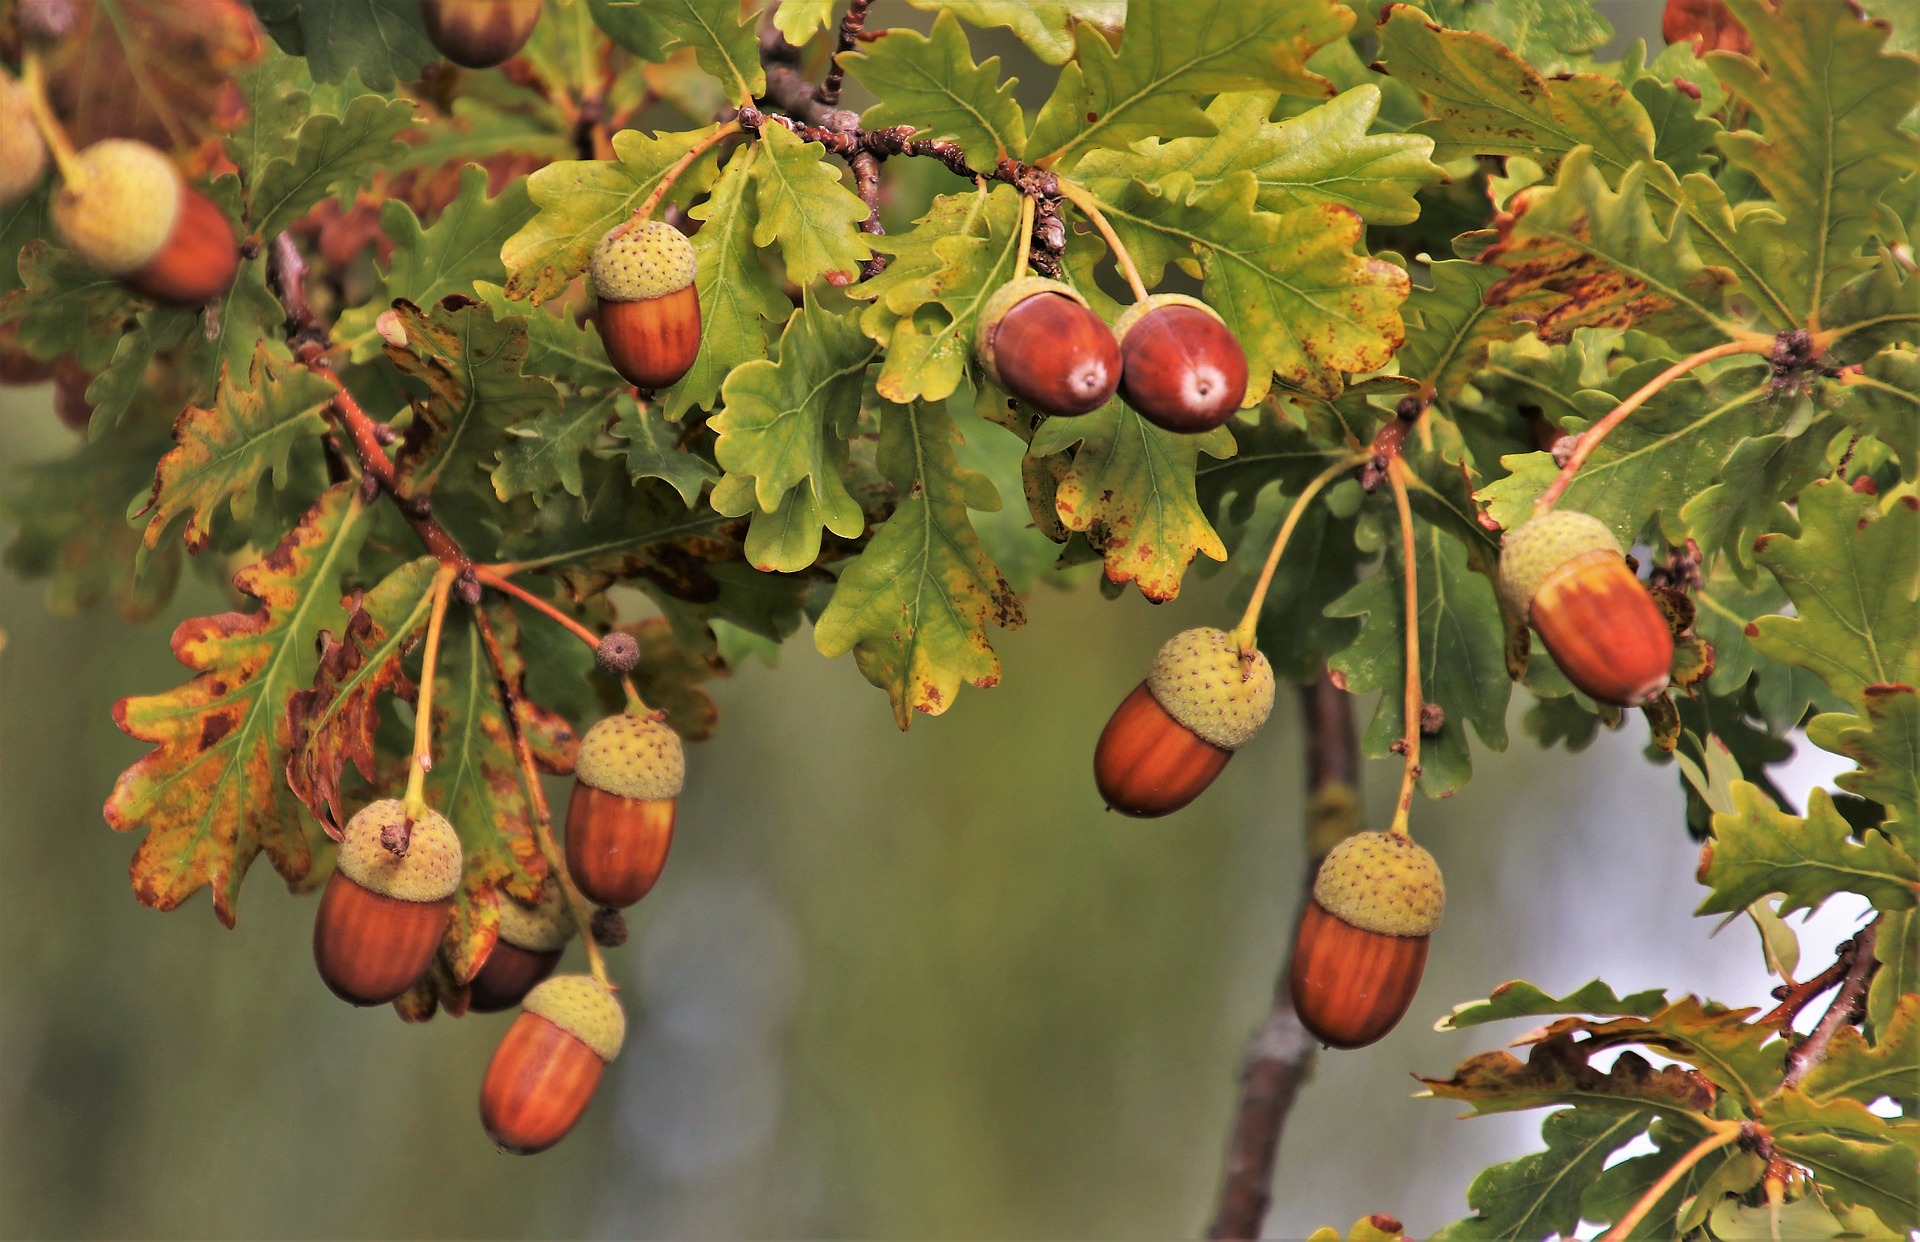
595,630,640,677
469,883,573,1013
590,221,701,391
51,139,238,305
422,0,543,69
1498,510,1674,707
1113,294,1249,433
974,276,1121,417
1290,831,1444,1049
0,71,49,206
566,712,685,907
313,799,463,1006
1095,627,1274,817
481,974,625,1154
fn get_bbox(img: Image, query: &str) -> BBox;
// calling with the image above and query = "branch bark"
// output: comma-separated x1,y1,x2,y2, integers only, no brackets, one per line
1782,917,1881,1088
1206,671,1358,1240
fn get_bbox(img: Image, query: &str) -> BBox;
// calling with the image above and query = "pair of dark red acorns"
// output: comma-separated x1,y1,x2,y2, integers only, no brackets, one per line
977,278,1250,433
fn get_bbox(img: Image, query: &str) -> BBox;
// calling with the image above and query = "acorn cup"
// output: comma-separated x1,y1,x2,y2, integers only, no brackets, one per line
0,70,49,206
565,712,685,907
481,974,625,1155
975,276,1121,417
422,0,544,69
469,883,573,1013
1498,509,1674,707
50,139,238,305
1290,831,1445,1049
590,221,701,390
313,800,463,1006
1095,627,1274,817
1113,294,1249,433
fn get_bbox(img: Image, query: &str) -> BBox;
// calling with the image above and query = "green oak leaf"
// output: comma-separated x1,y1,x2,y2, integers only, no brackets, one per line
905,0,1123,66
247,91,415,239
502,124,723,303
1580,1115,1723,1241
1327,515,1510,795
1396,258,1551,405
1429,1108,1653,1242
1798,995,1919,1108
1827,349,1920,473
1693,574,1842,732
226,49,324,186
750,121,874,287
136,342,334,554
1087,171,1409,401
814,398,1024,729
1077,88,1442,227
1025,0,1350,168
1631,74,1722,179
1417,0,1613,76
771,0,834,42
336,167,534,362
709,298,878,572
0,240,145,373
843,11,1026,174
491,388,620,506
589,0,764,102
1438,979,1670,1029
1682,412,1843,583
473,282,625,390
1751,481,1919,708
1030,402,1236,602
496,459,732,602
614,396,719,506
1806,685,1920,856
1870,929,1918,1036
1769,1132,1919,1233
1700,782,1918,917
250,0,437,90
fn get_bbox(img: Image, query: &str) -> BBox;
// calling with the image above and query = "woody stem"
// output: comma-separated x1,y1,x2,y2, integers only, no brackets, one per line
1056,178,1150,303
612,119,741,238
1600,1121,1746,1242
1230,454,1370,656
402,566,459,818
473,566,651,714
18,52,84,184
1386,457,1421,837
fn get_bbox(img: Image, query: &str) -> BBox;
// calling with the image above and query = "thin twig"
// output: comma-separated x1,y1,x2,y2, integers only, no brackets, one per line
610,120,741,240
475,566,650,714
401,566,459,820
814,0,871,108
1229,454,1370,655
1782,918,1880,1088
1385,457,1422,837
1055,178,1149,303
1599,1120,1747,1242
19,51,83,183
1759,935,1859,1027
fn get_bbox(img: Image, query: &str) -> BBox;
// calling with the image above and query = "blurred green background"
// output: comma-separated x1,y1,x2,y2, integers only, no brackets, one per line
1,3,1864,1237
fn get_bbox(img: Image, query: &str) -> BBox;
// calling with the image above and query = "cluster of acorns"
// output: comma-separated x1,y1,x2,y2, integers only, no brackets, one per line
1089,505,1675,1048
310,710,685,1154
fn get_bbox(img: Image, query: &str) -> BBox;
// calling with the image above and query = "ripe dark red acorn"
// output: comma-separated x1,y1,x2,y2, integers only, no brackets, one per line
481,974,625,1154
590,221,702,391
565,711,684,907
51,139,238,305
422,0,544,69
1114,294,1249,433
975,276,1121,417
312,800,464,1006
1290,831,1444,1049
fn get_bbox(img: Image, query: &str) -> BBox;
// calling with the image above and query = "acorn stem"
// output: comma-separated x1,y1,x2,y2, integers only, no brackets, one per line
476,566,655,714
19,51,84,184
1599,1120,1746,1242
1230,453,1370,656
1012,190,1035,283
1385,457,1421,838
472,607,612,989
404,565,460,818
1056,178,1150,304
1533,335,1771,516
612,119,740,240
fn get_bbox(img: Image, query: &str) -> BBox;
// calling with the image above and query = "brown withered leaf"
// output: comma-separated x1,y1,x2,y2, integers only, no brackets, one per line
1510,995,1783,1109
1418,1034,1719,1117
285,557,438,839
42,0,260,152
105,485,369,925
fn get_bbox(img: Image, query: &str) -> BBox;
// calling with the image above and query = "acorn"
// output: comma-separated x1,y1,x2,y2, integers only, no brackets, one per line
422,0,544,69
1113,294,1249,433
975,276,1121,417
50,139,238,305
480,974,625,1155
1095,627,1274,817
565,711,684,907
1498,509,1674,707
469,883,573,1013
589,221,700,390
1290,831,1444,1049
312,800,463,1006
0,70,49,206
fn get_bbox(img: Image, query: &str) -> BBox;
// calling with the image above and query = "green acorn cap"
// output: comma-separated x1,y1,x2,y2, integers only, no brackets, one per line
1313,831,1445,937
1112,292,1225,346
523,974,625,1061
1145,626,1275,751
575,712,686,801
496,883,574,953
337,799,464,903
51,139,184,274
590,220,697,302
1497,509,1620,620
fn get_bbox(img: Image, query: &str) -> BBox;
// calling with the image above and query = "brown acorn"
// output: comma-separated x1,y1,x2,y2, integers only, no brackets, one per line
1661,0,1751,54
313,800,463,1006
1290,831,1444,1049
1498,509,1674,707
469,882,573,1013
1095,627,1274,817
422,0,543,69
975,276,1121,417
590,221,700,390
1113,294,1249,433
51,139,238,305
481,974,625,1154
0,70,49,206
565,712,684,907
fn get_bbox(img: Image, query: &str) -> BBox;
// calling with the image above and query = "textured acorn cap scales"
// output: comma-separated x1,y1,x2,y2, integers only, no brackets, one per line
1145,627,1274,751
1313,832,1445,937
0,72,48,204
1498,509,1621,620
575,712,685,801
336,799,463,902
523,975,626,1061
1111,292,1225,343
496,884,573,953
590,221,697,302
51,139,183,273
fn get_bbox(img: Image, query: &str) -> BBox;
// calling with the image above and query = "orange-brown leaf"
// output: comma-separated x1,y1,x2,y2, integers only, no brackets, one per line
43,0,260,153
